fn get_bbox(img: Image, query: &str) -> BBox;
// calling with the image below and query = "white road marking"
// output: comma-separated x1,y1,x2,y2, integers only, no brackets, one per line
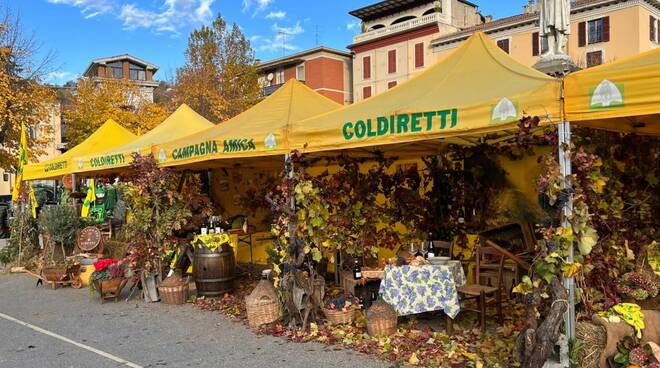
0,311,143,368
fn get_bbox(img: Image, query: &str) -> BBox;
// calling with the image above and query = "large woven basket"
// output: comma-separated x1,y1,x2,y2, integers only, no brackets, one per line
366,300,397,336
323,307,356,325
159,283,189,305
246,279,280,329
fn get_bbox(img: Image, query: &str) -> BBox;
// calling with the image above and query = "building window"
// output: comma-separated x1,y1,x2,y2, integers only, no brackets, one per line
388,81,397,89
363,86,372,99
296,64,305,81
497,39,510,54
2,173,9,182
128,62,146,81
586,51,603,68
277,69,284,84
651,16,657,42
388,50,397,74
363,56,371,80
107,61,123,79
588,18,604,44
532,32,550,56
414,42,424,68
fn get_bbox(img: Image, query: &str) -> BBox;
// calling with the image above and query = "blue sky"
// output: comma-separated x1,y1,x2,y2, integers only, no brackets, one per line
7,0,529,85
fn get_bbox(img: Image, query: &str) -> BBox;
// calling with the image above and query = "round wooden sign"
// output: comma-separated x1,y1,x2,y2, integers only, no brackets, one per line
77,226,102,252
62,174,73,190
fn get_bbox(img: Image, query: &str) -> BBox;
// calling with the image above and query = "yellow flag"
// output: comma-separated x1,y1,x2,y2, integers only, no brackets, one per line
12,124,28,202
81,179,96,217
29,182,38,219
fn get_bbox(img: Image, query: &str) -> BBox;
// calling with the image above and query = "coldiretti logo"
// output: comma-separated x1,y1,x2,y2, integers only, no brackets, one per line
90,153,126,168
45,161,67,172
223,139,256,153
342,109,458,141
172,141,219,160
590,79,624,109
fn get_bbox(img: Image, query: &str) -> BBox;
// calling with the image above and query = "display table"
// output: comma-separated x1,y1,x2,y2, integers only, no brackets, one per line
379,261,466,318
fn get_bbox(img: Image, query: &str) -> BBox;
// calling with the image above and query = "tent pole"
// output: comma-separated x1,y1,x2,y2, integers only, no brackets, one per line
558,121,576,344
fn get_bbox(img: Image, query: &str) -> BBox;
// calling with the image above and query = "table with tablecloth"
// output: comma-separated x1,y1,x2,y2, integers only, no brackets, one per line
378,261,466,318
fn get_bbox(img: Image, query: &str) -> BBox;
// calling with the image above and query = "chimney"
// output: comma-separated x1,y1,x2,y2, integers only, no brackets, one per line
484,15,493,23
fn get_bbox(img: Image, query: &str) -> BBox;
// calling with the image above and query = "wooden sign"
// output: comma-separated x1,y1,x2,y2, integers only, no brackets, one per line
77,226,102,252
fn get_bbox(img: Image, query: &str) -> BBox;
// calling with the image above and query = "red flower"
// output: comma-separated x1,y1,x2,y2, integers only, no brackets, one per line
93,258,120,272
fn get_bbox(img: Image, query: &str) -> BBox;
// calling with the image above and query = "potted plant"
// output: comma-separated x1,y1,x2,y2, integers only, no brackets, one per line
89,258,127,303
617,271,660,309
120,154,193,302
38,204,81,281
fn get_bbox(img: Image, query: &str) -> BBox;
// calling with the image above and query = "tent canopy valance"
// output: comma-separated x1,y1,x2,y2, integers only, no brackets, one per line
73,104,215,176
154,79,341,168
287,32,562,154
23,119,136,181
565,47,660,136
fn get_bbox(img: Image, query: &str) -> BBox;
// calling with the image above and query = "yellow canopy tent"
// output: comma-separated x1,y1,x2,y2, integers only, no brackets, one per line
74,104,215,176
564,47,660,135
23,119,136,181
154,79,341,168
288,32,561,153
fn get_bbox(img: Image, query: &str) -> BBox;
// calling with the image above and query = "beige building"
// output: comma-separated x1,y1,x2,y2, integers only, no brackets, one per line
0,102,64,201
350,0,660,102
349,0,486,102
432,0,660,68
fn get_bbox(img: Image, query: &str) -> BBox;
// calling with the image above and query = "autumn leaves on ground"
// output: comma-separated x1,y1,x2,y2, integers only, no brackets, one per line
195,271,524,368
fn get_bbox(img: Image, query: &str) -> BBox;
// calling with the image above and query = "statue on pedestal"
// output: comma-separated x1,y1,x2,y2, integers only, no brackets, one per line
540,0,571,57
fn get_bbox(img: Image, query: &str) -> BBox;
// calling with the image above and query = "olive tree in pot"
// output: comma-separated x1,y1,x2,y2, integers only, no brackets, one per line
120,153,191,302
38,204,81,280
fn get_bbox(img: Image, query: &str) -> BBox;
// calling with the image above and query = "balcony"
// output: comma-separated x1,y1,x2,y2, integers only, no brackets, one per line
261,80,305,97
352,12,443,44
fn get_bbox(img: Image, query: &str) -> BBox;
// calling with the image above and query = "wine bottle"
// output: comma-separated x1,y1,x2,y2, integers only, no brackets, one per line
353,260,362,280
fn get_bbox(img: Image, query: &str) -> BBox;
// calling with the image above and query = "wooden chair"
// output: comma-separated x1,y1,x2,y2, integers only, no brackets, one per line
431,240,453,258
451,245,505,333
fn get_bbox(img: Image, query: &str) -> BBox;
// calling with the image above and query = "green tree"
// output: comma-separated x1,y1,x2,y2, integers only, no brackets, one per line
173,14,260,123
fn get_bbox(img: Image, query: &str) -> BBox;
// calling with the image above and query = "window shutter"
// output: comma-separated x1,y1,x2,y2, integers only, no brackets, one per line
363,56,371,80
586,50,603,68
388,50,397,74
496,39,510,54
363,86,372,99
532,32,539,56
578,21,586,47
414,43,424,68
602,16,610,42
651,16,657,42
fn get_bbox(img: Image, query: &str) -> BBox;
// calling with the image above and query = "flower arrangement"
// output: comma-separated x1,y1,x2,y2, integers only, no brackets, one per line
617,271,660,301
89,259,126,292
609,335,660,368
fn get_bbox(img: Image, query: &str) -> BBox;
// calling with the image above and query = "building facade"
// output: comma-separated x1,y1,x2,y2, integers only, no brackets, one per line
432,0,660,69
0,102,64,202
350,0,660,102
256,46,353,105
82,54,159,103
349,0,486,102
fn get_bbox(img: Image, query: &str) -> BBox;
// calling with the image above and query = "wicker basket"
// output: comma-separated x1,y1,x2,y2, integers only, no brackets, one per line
366,300,397,336
246,278,280,329
323,307,356,325
159,283,189,305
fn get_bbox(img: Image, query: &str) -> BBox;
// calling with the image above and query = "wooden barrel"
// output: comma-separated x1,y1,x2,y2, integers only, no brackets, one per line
193,245,235,296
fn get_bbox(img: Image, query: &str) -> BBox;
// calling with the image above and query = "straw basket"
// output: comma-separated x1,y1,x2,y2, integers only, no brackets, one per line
323,307,356,325
246,279,280,329
366,300,397,337
159,283,189,305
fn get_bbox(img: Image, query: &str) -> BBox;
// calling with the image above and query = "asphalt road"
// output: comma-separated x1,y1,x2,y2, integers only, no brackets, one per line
0,274,387,368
